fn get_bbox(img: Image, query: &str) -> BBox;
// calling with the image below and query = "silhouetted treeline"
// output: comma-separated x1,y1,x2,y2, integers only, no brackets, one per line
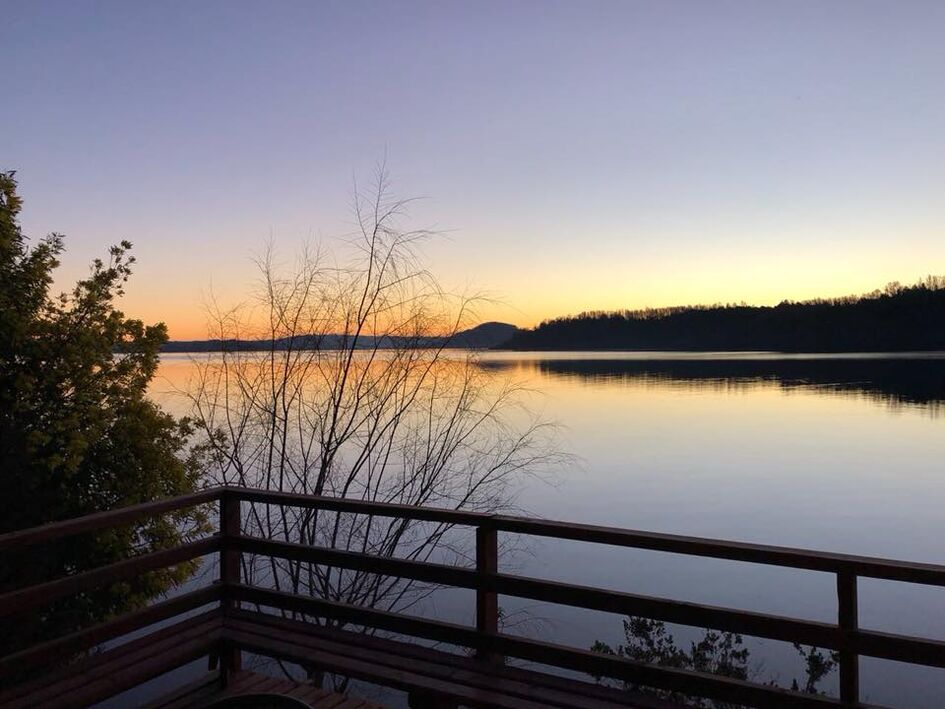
504,278,945,352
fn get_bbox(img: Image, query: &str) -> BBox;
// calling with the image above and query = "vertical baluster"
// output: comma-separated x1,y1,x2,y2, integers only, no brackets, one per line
837,570,859,705
475,522,502,665
219,491,242,676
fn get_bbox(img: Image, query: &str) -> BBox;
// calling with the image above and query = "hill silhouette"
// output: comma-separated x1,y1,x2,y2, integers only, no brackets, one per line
504,277,945,352
161,321,520,353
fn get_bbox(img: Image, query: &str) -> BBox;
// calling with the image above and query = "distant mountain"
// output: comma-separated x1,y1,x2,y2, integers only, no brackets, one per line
450,321,519,348
503,278,945,352
160,322,520,353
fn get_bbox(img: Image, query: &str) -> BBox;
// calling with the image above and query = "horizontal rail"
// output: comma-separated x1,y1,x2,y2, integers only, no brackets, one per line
488,630,844,708
234,534,945,672
3,486,943,707
488,572,840,649
225,605,842,709
0,535,222,618
1,611,224,707
236,535,838,647
853,628,945,670
493,516,945,586
229,588,837,707
223,487,945,586
0,488,221,552
230,486,490,526
0,609,223,704
6,486,944,587
231,534,480,589
228,583,486,651
0,585,223,680
224,606,688,709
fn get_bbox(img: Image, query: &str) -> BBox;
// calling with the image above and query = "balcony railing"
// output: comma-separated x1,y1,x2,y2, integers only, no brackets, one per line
2,486,944,707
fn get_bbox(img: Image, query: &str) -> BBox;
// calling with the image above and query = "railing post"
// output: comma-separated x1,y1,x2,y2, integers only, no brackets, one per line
475,521,502,665
837,570,859,705
218,490,241,676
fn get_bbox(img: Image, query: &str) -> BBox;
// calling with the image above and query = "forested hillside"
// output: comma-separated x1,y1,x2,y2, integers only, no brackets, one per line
504,278,945,351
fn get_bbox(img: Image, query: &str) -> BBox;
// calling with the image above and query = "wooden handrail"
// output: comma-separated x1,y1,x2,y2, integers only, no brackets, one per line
0,586,223,680
5,485,945,707
492,515,945,585
221,486,945,706
5,486,945,587
222,486,945,585
0,536,222,618
0,487,221,551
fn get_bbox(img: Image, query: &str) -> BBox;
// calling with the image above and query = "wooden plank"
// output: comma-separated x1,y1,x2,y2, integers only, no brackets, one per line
2,613,222,707
229,584,485,651
231,671,273,693
51,632,216,709
0,585,222,680
232,604,837,706
223,625,555,709
0,609,222,704
0,488,221,551
286,683,336,704
225,610,681,709
0,536,222,619
251,676,281,693
222,670,382,709
3,613,219,703
225,611,660,709
139,670,222,709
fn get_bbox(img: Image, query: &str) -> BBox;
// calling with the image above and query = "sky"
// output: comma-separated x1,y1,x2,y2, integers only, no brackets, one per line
4,0,945,339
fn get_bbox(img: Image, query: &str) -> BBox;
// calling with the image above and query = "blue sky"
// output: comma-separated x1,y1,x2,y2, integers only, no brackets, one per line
4,1,944,337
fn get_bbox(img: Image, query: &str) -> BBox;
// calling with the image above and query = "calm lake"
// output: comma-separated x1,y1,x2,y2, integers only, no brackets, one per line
151,351,945,707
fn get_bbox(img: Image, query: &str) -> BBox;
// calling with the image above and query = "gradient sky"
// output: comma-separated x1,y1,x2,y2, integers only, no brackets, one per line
5,1,945,339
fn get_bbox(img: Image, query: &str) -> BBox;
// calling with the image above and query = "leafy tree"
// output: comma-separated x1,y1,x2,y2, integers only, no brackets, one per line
0,171,207,659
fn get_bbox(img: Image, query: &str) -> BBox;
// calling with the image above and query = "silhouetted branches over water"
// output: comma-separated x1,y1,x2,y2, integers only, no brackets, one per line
506,278,945,352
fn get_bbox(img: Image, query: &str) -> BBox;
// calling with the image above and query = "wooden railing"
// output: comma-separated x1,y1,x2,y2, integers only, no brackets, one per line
2,486,944,707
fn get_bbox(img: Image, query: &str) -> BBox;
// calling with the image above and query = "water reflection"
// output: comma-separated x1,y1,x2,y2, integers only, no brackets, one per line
477,353,945,414
149,352,945,706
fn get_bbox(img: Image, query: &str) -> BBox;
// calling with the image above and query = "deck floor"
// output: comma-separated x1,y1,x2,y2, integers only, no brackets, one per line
221,670,385,708
146,669,386,709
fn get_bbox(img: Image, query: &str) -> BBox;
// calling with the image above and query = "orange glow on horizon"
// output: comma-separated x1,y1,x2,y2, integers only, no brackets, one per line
134,262,942,341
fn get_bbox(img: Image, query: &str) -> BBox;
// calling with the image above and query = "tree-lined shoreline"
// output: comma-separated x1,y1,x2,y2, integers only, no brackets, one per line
164,279,945,354
502,278,945,352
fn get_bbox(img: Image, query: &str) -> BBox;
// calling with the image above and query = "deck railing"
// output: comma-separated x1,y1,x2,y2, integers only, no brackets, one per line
2,486,944,707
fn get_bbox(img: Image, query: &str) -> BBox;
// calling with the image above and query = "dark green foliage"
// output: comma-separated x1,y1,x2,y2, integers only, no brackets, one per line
592,616,837,706
0,171,207,658
506,278,945,351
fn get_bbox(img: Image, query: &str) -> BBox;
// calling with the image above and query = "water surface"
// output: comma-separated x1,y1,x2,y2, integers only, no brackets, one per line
152,351,945,706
